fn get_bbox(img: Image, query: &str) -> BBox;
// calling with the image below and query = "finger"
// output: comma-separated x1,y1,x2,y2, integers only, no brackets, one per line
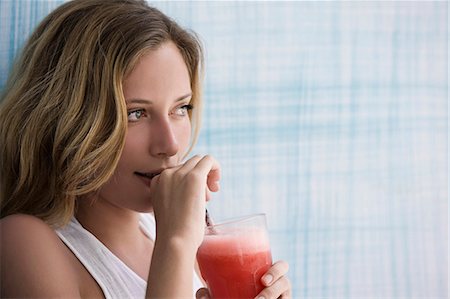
256,276,291,299
205,187,211,202
193,155,221,184
149,172,161,190
207,167,220,192
279,278,292,299
149,163,181,191
261,260,289,287
281,288,292,299
195,287,211,299
176,155,202,174
152,165,180,188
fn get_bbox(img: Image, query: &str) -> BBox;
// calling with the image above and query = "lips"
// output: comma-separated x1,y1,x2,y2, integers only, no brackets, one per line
135,171,161,180
134,169,163,186
135,166,177,186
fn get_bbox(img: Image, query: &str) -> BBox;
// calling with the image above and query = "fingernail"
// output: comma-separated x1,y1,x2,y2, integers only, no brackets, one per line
256,296,265,299
262,274,273,285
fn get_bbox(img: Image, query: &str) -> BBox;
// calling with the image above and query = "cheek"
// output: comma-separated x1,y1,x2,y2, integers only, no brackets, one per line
114,130,145,171
122,131,145,156
178,121,192,150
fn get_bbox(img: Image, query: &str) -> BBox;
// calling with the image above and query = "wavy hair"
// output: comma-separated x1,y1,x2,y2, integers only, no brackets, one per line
0,0,204,226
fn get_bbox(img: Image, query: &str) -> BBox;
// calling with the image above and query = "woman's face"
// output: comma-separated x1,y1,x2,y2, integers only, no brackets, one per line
97,41,192,212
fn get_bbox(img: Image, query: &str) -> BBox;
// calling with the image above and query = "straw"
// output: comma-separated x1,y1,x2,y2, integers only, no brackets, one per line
205,209,214,227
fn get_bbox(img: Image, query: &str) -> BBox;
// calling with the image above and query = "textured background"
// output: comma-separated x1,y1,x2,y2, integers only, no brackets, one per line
0,1,448,298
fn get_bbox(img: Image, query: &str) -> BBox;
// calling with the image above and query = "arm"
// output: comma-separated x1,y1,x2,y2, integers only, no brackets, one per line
1,214,81,298
145,155,220,298
146,236,197,298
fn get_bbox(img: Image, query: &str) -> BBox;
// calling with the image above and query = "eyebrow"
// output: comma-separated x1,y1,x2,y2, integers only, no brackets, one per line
126,93,192,105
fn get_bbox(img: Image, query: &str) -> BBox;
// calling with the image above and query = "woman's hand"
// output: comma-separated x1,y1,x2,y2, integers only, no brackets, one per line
150,155,221,249
196,260,291,299
256,260,291,299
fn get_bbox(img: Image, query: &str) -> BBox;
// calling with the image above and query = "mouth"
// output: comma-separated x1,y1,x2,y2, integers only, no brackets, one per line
135,170,163,184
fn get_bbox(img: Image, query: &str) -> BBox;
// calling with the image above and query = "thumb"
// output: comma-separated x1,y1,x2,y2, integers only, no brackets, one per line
195,287,211,299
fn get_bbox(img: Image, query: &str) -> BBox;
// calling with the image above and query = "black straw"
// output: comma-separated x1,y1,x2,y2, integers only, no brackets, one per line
205,209,214,227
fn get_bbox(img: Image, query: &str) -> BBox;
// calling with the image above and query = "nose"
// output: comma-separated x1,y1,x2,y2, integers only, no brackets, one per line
150,117,179,158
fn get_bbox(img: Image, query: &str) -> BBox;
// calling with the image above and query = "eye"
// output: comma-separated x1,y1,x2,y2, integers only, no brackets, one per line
127,109,146,122
172,104,193,117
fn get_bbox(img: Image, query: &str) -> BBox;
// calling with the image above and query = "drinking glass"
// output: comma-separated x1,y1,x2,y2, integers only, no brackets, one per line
197,213,273,299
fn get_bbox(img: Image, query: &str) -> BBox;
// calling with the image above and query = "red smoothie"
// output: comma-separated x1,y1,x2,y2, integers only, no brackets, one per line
197,228,272,299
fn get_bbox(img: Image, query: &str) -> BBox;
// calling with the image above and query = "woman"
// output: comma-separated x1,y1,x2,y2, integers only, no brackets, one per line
0,0,291,298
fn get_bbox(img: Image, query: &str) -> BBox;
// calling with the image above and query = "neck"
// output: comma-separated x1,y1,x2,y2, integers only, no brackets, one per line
75,195,145,247
75,195,154,281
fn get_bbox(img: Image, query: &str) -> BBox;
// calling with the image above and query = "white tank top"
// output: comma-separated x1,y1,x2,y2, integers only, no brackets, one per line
55,213,204,299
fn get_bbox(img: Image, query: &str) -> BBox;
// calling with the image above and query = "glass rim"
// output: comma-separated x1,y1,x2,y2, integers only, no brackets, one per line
206,213,266,229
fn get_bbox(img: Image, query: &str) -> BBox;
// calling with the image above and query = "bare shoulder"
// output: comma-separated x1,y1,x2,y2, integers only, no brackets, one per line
0,214,81,298
0,214,63,252
2,213,56,234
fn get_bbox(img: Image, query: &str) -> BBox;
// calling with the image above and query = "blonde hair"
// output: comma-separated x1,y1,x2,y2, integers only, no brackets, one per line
0,0,204,226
